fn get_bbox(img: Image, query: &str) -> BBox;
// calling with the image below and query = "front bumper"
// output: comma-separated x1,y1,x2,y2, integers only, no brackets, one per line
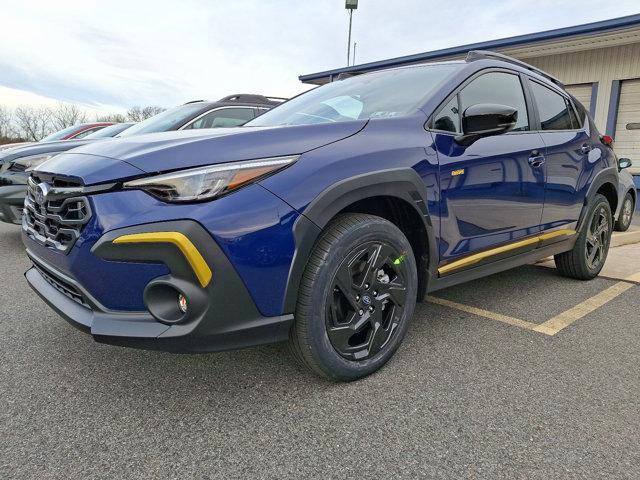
24,219,294,352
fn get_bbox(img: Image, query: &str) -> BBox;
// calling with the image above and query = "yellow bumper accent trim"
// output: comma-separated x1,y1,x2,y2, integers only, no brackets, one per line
438,229,576,275
112,232,212,287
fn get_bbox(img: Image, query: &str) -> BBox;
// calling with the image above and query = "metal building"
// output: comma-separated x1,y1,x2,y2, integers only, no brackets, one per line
300,14,640,175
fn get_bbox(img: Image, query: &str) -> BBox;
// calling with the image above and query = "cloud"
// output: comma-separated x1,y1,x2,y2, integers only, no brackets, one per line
1,0,639,111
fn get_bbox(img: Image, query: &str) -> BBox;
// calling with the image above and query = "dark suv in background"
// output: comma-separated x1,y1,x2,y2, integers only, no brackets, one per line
115,94,286,138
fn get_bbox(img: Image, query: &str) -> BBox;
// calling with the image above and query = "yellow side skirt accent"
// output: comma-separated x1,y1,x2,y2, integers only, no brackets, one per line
112,232,212,288
438,229,576,276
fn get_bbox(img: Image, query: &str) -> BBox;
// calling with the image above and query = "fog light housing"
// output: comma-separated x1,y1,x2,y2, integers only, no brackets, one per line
178,293,188,313
144,283,190,325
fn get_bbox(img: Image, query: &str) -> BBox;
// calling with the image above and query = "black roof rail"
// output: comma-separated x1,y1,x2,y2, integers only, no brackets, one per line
183,99,207,104
218,94,287,104
335,72,364,81
466,50,564,86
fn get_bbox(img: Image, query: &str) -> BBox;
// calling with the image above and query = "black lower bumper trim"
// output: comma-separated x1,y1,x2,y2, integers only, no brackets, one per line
24,219,296,353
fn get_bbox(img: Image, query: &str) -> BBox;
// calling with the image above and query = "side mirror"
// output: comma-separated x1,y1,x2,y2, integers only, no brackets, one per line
456,103,518,146
618,157,632,170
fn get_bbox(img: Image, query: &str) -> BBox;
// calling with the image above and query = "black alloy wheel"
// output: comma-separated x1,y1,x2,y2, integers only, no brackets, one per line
555,193,612,280
585,205,610,271
326,241,409,361
289,213,418,381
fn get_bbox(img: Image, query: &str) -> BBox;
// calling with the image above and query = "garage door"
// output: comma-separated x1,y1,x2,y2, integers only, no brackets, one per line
615,78,640,173
565,83,592,113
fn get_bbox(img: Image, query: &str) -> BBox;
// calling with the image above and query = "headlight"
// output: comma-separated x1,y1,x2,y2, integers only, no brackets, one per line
9,153,58,172
123,155,298,202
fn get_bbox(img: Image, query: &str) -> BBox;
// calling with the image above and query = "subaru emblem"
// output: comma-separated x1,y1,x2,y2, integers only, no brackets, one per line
35,182,50,205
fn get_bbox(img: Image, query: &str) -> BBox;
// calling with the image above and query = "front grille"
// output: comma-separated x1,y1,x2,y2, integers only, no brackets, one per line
23,174,91,253
33,263,89,307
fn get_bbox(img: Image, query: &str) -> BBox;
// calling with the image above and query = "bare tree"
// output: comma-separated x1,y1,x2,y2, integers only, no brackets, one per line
14,106,54,141
0,106,13,139
52,103,89,130
127,105,165,122
96,113,127,123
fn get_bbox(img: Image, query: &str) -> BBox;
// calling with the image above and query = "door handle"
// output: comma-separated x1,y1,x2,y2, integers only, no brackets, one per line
580,144,592,154
528,152,545,167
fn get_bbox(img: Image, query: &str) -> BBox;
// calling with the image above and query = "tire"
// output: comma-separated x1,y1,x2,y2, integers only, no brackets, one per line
289,213,418,381
614,192,634,232
554,193,612,280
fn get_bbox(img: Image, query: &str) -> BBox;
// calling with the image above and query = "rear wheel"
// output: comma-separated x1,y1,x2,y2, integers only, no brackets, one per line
554,193,612,280
290,213,418,381
614,192,634,232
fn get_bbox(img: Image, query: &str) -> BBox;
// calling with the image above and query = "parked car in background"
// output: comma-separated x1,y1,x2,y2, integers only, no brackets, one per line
22,52,619,381
0,122,116,153
614,158,636,231
0,142,33,152
39,122,115,142
0,123,133,224
116,94,286,138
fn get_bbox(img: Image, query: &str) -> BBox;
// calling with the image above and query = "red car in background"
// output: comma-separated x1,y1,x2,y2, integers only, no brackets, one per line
0,123,115,152
39,122,114,142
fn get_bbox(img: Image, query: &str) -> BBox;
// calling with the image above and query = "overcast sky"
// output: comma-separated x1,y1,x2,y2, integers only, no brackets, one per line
0,0,639,114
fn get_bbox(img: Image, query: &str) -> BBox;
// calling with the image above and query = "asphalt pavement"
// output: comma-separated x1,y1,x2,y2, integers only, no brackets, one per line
1,220,639,479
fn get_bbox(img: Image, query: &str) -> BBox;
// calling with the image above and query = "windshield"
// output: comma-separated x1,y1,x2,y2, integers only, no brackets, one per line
84,123,134,139
247,64,461,127
117,104,204,137
40,125,87,142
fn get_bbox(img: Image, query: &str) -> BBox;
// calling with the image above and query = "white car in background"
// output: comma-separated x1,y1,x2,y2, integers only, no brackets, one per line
614,158,636,231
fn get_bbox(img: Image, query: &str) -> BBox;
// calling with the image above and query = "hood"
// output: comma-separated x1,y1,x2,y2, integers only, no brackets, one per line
35,153,146,185
62,120,368,176
0,138,97,163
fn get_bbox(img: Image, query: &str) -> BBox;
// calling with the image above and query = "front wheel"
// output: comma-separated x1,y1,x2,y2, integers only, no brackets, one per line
289,213,418,381
554,193,612,280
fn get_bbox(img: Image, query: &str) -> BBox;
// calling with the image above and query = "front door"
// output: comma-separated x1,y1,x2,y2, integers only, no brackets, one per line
430,70,546,268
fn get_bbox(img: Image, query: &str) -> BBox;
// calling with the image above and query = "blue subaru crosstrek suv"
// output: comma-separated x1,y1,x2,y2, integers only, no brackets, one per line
23,51,619,381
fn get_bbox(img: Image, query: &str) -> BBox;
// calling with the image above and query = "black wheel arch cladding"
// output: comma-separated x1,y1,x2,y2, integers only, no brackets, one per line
281,168,436,314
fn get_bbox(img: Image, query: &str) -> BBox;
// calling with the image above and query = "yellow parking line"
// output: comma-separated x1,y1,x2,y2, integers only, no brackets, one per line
426,295,539,331
625,272,640,284
532,281,634,335
428,271,639,336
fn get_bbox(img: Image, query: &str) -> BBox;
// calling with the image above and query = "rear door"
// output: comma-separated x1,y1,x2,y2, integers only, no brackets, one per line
431,70,546,268
528,80,593,232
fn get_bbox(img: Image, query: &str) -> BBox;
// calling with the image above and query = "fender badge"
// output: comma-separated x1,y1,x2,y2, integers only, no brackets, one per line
452,169,465,176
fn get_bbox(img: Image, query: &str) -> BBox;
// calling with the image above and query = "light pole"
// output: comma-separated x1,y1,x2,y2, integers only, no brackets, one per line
346,0,358,66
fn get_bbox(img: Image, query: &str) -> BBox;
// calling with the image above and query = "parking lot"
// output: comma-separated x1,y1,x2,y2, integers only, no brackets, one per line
1,219,639,479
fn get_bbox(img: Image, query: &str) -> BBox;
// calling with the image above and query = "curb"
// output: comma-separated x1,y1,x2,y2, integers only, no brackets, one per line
611,227,640,248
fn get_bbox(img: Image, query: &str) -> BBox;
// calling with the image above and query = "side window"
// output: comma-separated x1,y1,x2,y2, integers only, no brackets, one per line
72,127,103,139
530,82,574,131
459,72,530,131
567,100,580,129
573,100,588,128
433,97,460,133
184,108,255,129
